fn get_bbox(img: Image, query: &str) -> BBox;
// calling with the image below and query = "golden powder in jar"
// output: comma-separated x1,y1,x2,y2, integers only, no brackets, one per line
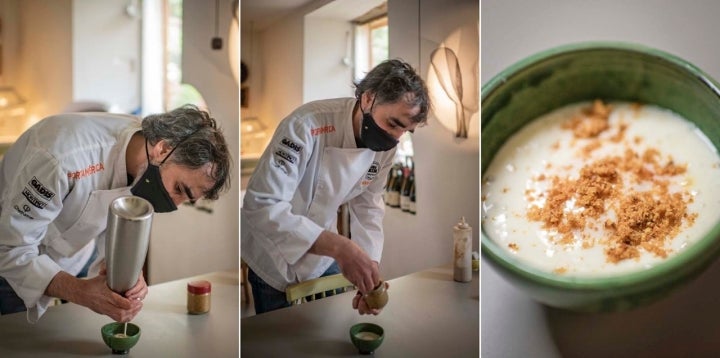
187,280,212,314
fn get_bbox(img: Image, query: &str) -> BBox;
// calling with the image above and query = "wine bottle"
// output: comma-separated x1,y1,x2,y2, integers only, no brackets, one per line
383,164,395,205
401,157,414,212
388,164,403,208
409,178,416,215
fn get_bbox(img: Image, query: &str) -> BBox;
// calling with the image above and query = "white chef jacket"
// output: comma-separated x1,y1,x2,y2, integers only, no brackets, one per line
241,98,395,291
0,112,140,322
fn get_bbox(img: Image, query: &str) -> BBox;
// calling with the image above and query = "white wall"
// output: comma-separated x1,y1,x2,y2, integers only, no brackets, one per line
301,0,386,103
0,0,19,86
239,18,258,118
73,0,141,113
3,0,72,122
249,1,330,134
303,17,354,103
147,0,240,284
240,0,367,156
256,12,305,132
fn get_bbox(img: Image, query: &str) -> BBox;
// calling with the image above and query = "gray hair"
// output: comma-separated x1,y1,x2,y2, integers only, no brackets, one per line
141,105,231,200
354,59,431,125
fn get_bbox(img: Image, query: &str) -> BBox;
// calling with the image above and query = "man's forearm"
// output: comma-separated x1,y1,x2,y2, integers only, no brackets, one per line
45,271,83,303
309,230,349,259
310,230,380,293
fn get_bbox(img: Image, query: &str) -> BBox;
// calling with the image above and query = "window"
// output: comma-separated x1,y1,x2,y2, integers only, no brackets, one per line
353,16,388,83
165,0,183,109
140,0,206,114
368,17,388,70
164,0,207,111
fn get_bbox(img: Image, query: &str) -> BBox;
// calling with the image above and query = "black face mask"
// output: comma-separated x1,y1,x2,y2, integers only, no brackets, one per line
360,100,398,152
130,140,178,213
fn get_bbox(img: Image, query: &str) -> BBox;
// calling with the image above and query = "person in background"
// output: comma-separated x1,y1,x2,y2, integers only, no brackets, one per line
242,59,430,314
0,105,231,323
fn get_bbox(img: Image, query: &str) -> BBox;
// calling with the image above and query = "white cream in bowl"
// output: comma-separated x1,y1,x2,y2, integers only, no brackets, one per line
482,101,720,276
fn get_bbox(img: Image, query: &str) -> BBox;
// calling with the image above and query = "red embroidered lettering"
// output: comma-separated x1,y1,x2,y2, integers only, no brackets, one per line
310,125,336,136
67,162,105,180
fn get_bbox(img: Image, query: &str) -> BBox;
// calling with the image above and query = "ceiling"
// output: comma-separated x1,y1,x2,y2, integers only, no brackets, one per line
306,0,385,21
240,0,316,30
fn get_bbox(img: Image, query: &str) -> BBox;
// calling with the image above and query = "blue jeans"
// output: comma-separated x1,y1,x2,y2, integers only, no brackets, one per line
0,246,97,315
0,277,24,315
249,261,341,315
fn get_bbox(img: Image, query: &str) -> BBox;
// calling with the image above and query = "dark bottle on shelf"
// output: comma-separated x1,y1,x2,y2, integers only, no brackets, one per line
401,157,414,212
408,181,416,214
388,164,403,208
386,163,402,208
383,163,395,205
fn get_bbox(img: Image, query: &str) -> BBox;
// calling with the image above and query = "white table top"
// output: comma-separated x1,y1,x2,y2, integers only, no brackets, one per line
482,258,720,357
0,271,238,357
241,265,479,357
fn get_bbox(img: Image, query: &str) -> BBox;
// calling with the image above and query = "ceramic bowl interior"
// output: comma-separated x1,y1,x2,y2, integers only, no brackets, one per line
482,42,720,312
349,322,384,355
101,322,141,355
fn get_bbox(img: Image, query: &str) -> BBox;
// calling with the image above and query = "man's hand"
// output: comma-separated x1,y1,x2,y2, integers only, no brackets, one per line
309,230,380,294
352,281,389,315
335,241,380,294
99,260,148,302
76,274,143,322
46,271,143,322
124,272,148,302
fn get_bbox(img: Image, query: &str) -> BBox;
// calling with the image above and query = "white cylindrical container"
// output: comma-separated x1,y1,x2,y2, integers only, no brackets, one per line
453,216,472,282
106,196,154,294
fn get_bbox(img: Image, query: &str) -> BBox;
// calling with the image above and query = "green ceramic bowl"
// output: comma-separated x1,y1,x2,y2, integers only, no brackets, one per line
349,322,384,355
482,42,720,312
100,322,141,355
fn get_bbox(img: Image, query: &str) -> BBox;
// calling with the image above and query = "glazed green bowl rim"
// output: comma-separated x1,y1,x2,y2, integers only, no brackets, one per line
101,322,141,337
481,41,720,291
100,322,141,349
349,322,385,339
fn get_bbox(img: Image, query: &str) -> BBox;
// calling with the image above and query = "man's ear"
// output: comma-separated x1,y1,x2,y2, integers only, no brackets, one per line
150,139,173,161
361,91,375,111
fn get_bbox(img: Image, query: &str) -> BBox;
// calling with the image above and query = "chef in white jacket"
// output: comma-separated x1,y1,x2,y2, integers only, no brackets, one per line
0,105,231,323
241,59,430,314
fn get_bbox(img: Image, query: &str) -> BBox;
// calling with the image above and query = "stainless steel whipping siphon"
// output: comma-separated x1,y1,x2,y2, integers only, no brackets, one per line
105,196,154,294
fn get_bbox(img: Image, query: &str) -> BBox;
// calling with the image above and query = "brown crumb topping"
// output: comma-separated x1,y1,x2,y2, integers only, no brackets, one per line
580,139,602,157
526,100,697,264
610,122,628,143
562,99,612,138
